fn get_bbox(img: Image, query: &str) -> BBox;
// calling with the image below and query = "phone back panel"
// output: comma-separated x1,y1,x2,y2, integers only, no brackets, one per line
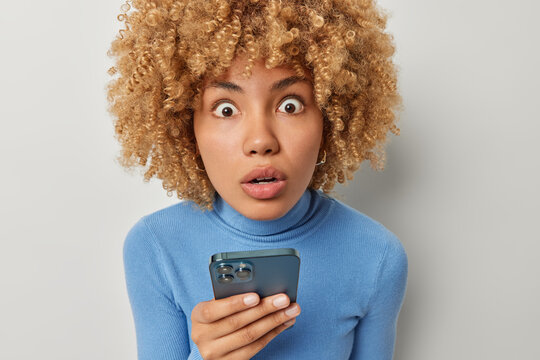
209,249,300,301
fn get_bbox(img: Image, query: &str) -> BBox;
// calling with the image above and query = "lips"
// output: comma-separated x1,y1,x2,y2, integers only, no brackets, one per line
240,166,287,200
240,166,287,184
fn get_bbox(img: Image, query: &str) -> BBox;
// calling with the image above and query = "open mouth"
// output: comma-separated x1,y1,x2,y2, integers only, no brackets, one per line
250,177,278,184
241,177,286,199
240,166,286,199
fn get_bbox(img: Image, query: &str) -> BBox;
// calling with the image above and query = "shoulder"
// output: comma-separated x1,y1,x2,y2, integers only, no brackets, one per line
144,199,205,225
135,199,207,232
322,195,409,303
123,200,206,252
320,191,404,245
315,190,407,267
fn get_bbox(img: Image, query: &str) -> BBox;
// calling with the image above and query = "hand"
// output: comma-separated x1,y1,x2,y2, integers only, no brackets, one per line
191,292,301,360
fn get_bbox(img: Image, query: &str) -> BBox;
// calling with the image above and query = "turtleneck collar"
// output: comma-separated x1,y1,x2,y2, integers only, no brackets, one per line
209,189,314,238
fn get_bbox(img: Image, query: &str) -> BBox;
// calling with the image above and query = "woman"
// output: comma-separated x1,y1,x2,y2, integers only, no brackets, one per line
107,1,408,359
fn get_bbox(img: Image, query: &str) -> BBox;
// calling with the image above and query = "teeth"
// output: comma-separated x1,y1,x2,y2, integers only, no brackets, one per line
251,177,277,184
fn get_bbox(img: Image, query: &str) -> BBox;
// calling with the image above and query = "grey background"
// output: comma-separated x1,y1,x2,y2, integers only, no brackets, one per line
1,0,538,359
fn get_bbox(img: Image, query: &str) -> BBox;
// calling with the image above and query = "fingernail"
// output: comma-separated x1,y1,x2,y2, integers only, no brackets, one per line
243,294,258,306
285,304,299,317
273,295,288,308
284,319,295,326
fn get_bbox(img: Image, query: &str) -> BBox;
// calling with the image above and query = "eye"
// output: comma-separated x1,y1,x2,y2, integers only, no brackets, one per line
277,97,304,114
212,101,239,118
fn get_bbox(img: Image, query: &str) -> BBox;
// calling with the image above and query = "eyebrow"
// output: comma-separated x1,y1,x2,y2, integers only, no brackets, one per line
206,76,308,93
270,76,308,91
206,81,243,93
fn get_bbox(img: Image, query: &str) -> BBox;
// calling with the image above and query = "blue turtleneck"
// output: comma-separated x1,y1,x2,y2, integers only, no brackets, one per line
123,189,408,359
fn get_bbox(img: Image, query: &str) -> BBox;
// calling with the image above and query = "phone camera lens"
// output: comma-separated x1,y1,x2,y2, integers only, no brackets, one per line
217,265,233,275
217,274,234,284
235,268,251,280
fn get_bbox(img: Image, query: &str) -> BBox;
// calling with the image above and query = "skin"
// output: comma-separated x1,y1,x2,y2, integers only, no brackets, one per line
193,56,324,221
191,57,323,358
191,292,300,359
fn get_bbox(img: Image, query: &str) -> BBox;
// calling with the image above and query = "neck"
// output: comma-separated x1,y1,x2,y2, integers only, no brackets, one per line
210,189,313,237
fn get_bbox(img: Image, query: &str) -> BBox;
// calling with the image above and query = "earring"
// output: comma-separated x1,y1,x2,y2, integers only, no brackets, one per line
316,150,326,166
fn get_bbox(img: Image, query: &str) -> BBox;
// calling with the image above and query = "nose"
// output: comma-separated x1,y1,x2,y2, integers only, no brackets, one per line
242,114,279,157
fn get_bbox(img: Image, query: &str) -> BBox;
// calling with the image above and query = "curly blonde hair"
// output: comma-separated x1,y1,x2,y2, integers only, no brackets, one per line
107,0,402,210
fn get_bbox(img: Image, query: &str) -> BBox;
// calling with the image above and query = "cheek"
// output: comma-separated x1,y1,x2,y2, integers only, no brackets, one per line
194,114,222,157
198,125,238,154
193,120,236,186
279,124,322,175
196,137,229,191
197,135,228,167
286,119,322,154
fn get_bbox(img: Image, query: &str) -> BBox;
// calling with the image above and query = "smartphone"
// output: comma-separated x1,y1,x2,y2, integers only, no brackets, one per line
209,248,300,301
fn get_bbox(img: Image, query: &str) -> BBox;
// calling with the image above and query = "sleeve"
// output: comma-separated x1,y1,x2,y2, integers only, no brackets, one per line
349,235,409,360
123,217,198,360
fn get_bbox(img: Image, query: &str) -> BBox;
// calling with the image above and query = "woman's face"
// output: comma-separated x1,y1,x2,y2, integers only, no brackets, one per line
193,57,323,220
